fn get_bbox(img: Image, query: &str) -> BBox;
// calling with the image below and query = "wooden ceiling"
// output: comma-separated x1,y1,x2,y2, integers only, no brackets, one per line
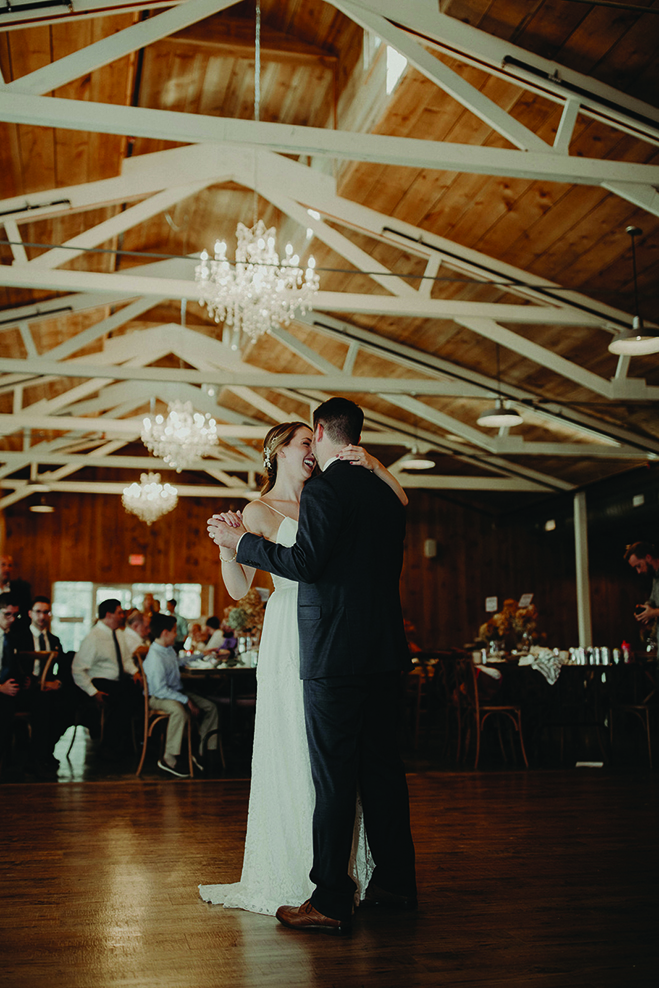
0,0,658,513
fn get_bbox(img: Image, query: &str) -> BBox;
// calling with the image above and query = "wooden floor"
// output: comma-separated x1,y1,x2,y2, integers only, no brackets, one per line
1,769,656,988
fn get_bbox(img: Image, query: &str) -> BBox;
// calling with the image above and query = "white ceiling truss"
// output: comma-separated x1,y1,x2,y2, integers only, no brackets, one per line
0,0,658,508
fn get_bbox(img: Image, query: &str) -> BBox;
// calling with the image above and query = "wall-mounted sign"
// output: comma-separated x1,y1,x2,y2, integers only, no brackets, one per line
129,554,145,566
519,593,534,607
485,596,498,613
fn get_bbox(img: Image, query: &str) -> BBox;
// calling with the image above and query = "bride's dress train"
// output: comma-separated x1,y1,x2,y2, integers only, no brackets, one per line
199,515,372,916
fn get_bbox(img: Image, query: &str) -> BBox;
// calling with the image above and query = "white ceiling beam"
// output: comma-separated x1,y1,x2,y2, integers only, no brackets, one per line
0,451,260,471
299,311,659,453
491,440,652,460
456,316,613,399
0,94,657,189
259,185,418,297
600,182,659,220
0,412,272,438
3,219,28,264
553,99,580,155
0,357,507,393
0,262,616,325
17,321,38,358
0,0,180,31
5,0,242,96
336,0,551,152
381,391,496,452
44,298,163,360
221,387,289,423
0,147,252,225
0,481,254,508
392,475,550,491
341,1,659,141
27,184,208,271
268,325,344,375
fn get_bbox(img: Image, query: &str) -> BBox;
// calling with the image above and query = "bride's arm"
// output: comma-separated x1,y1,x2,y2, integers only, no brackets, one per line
337,445,409,506
207,509,257,600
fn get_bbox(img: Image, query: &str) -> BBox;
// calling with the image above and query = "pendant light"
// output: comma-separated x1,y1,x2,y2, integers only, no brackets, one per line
477,344,524,428
399,446,435,470
608,227,659,356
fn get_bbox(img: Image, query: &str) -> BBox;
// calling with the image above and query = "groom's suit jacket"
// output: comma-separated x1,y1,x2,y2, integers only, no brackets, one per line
237,459,410,679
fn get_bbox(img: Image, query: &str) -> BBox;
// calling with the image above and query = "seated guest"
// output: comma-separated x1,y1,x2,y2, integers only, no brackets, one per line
143,613,219,778
0,554,31,631
183,623,209,652
71,599,142,760
166,598,188,651
124,609,150,661
201,616,231,655
0,594,60,778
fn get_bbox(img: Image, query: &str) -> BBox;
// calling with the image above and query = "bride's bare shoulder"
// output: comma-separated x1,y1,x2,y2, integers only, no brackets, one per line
243,499,277,537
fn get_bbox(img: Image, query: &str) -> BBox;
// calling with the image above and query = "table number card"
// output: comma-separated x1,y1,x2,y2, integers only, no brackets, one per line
519,593,534,607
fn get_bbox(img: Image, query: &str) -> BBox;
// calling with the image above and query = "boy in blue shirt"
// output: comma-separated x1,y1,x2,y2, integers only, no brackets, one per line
143,613,219,777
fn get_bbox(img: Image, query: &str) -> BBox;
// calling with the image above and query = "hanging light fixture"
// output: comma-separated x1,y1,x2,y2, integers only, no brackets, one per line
122,473,178,526
477,343,524,428
399,447,435,470
194,1,319,342
141,400,218,473
608,227,659,356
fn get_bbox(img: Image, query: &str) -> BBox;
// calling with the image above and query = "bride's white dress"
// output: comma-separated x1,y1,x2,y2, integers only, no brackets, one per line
199,515,372,916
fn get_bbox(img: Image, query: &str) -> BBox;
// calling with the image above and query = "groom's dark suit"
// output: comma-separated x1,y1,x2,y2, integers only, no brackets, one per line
237,458,416,920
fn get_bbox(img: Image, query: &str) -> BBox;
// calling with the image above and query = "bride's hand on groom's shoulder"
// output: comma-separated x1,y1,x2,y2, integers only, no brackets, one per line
337,444,379,473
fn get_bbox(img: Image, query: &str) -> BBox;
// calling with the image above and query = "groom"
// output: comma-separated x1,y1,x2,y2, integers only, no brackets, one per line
212,397,416,935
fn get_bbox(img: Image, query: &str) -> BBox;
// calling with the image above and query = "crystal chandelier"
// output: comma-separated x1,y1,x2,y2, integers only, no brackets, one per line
122,473,178,526
195,220,319,342
141,400,218,472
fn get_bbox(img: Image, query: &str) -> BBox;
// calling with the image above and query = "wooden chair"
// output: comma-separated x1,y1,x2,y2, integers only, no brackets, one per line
454,656,528,769
5,651,60,764
610,666,656,769
134,653,194,778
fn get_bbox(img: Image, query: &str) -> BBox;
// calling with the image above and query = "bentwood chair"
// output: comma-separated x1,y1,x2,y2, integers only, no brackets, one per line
454,656,528,769
134,653,194,778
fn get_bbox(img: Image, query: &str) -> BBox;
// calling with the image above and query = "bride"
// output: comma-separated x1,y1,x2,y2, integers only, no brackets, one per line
199,421,407,916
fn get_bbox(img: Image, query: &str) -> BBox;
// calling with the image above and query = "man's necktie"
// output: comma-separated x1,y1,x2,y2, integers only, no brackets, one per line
112,630,123,677
38,633,46,651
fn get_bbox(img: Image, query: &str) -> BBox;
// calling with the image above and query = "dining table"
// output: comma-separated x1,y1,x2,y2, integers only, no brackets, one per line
180,654,257,756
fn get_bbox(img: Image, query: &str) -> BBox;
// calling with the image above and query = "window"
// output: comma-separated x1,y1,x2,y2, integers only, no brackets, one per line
52,581,211,653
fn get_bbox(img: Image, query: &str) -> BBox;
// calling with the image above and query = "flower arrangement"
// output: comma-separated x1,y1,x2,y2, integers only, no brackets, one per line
224,588,265,637
478,598,540,649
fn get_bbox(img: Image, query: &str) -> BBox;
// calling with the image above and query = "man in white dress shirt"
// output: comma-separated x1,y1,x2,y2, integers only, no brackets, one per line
72,598,142,759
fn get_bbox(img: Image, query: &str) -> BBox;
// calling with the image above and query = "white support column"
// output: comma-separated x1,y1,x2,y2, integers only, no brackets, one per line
573,491,593,648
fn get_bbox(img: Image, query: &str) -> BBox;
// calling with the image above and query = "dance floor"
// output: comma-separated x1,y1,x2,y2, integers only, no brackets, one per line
1,770,656,987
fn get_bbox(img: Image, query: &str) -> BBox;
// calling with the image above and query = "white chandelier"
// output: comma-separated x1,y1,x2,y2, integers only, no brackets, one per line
122,473,178,526
141,400,218,472
195,219,319,342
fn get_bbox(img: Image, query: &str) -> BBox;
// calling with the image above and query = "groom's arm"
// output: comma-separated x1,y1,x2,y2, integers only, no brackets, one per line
237,478,342,584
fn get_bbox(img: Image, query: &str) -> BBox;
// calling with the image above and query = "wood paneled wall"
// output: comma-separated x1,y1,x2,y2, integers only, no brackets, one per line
2,492,272,620
3,464,658,650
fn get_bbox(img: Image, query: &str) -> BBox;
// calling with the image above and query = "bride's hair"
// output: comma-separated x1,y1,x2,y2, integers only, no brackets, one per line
260,421,310,495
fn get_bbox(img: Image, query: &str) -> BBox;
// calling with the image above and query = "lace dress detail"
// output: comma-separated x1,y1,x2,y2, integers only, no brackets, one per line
199,516,372,915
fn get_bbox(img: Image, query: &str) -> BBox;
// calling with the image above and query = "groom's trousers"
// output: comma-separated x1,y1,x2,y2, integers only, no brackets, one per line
303,671,416,922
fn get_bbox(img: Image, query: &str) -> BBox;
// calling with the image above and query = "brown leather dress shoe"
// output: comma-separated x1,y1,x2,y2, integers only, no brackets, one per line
362,882,418,910
275,899,352,936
